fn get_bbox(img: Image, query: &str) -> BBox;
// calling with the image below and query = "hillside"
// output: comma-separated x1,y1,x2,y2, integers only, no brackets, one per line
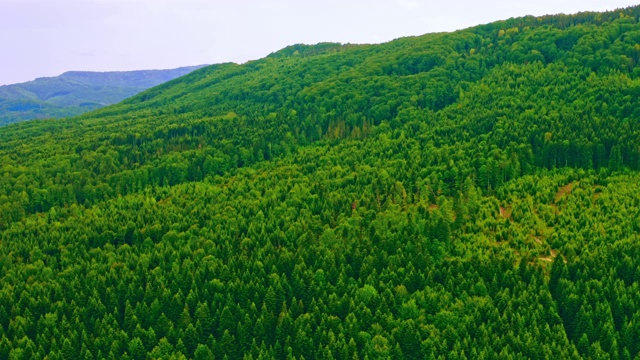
0,65,206,125
2,6,640,359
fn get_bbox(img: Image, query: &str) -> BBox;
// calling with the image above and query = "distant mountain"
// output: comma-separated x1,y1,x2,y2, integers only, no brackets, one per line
0,65,207,125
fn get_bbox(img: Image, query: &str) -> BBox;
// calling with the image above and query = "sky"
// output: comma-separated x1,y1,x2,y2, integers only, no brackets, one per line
0,0,638,86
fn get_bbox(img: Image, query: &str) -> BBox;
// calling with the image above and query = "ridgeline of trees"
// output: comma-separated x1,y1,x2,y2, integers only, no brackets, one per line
2,5,640,359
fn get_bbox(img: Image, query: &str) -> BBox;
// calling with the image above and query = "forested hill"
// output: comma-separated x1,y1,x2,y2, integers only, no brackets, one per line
3,5,640,359
0,65,206,126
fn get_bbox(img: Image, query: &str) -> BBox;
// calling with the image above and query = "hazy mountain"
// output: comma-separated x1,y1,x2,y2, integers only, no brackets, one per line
0,65,207,125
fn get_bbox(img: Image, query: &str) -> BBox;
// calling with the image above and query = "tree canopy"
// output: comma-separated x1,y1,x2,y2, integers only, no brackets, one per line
2,5,640,359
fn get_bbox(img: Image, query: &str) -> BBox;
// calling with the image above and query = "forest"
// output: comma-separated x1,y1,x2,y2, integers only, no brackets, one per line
2,5,640,359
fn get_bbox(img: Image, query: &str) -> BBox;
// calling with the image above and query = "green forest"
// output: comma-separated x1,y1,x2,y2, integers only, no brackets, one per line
2,5,640,359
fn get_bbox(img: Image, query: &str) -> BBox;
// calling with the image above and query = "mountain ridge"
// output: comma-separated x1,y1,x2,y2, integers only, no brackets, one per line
0,65,207,125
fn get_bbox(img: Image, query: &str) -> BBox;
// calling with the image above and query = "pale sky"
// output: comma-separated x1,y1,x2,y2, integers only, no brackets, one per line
0,0,638,85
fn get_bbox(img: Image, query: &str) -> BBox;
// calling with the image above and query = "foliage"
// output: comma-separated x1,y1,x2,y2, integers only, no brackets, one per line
1,5,640,359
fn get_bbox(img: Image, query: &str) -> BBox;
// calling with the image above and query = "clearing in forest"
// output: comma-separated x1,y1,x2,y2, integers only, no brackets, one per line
555,181,577,203
499,206,512,219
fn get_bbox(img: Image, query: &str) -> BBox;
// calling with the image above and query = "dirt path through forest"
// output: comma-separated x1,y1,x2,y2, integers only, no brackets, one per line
555,181,576,203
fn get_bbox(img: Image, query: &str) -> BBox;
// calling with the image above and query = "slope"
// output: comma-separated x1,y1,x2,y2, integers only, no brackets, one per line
0,65,207,126
1,5,640,359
